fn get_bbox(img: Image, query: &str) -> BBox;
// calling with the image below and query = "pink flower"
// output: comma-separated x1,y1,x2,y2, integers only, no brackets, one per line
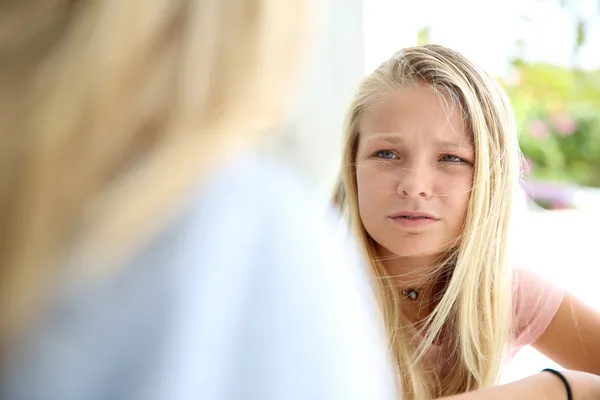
552,115,577,136
551,200,571,210
529,120,549,140
521,157,533,174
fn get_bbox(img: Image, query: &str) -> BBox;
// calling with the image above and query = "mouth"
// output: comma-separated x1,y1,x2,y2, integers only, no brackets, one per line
389,213,439,229
390,212,439,221
394,215,434,220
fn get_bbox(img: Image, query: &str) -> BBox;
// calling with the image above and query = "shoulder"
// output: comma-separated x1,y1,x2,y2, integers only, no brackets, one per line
183,154,371,289
142,155,396,399
511,267,566,350
174,152,379,322
178,154,366,282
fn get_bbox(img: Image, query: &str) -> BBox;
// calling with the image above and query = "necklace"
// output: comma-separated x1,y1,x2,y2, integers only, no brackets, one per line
401,288,423,300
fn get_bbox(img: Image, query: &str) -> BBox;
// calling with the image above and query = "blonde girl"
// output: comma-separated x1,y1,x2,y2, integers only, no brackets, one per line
334,44,600,399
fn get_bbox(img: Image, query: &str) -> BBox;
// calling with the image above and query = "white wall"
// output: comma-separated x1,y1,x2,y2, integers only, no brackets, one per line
265,0,365,199
362,0,419,72
270,0,424,197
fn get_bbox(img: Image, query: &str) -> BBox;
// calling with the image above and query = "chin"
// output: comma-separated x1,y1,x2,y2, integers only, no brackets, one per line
382,239,451,259
391,247,441,258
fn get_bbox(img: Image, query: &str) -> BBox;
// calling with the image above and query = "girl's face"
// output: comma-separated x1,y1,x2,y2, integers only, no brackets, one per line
355,84,474,260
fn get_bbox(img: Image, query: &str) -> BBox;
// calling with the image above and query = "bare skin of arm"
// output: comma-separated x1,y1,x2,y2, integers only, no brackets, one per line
442,370,600,400
534,293,600,375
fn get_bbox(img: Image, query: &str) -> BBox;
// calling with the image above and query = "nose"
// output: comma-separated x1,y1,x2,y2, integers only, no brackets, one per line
397,162,432,199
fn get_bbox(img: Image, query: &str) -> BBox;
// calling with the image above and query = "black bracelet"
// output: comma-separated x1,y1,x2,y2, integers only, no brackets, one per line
542,368,573,400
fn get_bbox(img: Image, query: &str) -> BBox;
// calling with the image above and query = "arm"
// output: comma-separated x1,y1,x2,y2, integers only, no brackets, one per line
443,370,600,400
534,292,600,375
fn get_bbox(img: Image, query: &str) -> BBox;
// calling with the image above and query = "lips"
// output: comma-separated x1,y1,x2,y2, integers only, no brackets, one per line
390,211,439,220
389,211,439,230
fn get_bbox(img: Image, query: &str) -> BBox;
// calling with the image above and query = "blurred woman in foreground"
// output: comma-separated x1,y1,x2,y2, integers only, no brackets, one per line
0,1,395,399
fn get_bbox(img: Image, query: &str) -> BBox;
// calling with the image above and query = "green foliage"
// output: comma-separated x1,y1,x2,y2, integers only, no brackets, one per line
417,26,431,45
501,61,600,187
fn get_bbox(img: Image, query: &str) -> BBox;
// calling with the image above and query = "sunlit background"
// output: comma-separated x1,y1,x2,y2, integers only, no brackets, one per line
276,0,600,383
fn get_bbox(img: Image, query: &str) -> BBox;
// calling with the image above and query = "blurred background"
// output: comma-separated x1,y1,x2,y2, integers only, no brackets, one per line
273,0,600,384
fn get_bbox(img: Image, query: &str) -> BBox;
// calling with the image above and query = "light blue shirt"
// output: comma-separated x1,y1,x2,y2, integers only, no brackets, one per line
4,156,397,400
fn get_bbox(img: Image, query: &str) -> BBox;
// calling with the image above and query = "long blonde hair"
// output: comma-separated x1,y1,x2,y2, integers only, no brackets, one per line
334,44,521,398
0,0,310,350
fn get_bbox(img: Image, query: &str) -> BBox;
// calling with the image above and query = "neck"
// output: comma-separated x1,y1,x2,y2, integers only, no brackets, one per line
377,247,452,324
378,247,441,290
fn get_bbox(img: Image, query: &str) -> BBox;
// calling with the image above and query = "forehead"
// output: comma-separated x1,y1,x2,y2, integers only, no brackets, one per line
359,84,472,147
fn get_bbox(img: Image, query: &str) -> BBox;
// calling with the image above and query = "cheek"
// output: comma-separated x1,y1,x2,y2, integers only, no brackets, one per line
355,167,374,215
436,173,473,217
355,165,394,221
356,165,395,203
436,167,473,193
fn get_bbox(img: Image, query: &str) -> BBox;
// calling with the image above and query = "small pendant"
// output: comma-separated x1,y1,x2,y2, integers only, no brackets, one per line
402,288,423,300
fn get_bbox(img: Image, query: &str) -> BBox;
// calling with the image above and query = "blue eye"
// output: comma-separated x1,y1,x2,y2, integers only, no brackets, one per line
374,150,398,160
440,154,465,163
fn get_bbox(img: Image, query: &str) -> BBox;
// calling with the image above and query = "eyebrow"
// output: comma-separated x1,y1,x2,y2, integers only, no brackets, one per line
365,133,474,151
438,141,475,151
364,133,403,145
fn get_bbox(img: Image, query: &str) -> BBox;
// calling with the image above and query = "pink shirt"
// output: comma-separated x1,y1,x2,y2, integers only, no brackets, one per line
418,268,565,384
510,268,566,354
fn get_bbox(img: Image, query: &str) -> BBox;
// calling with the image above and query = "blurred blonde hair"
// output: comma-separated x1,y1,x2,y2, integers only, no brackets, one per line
0,0,310,348
334,44,521,399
